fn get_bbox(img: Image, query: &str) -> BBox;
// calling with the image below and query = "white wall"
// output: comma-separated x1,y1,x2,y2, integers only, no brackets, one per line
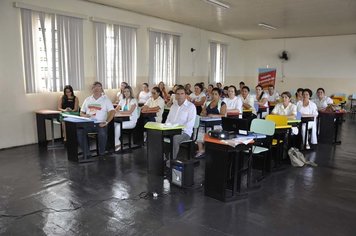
0,0,244,148
1,0,355,149
243,36,356,96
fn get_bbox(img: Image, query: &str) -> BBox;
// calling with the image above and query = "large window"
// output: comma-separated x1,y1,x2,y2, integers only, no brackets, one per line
94,22,137,89
149,31,180,87
209,42,227,84
20,9,84,93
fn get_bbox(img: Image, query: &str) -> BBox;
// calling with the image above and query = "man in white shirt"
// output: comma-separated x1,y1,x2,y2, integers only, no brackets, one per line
267,84,280,102
166,85,197,160
314,88,333,110
79,81,115,158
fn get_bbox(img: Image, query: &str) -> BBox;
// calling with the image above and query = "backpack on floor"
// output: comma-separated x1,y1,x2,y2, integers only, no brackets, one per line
288,147,318,167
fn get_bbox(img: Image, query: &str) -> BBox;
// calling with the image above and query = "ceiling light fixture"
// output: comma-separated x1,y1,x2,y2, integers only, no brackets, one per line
258,23,277,30
204,0,230,9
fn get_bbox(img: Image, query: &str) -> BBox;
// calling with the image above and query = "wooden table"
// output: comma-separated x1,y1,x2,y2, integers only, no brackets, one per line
204,134,253,202
200,117,222,132
35,110,61,147
114,113,131,151
64,117,115,162
144,122,184,176
301,115,316,150
318,110,346,144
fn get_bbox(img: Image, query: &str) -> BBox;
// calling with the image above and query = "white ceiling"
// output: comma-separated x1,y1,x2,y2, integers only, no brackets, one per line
84,0,356,40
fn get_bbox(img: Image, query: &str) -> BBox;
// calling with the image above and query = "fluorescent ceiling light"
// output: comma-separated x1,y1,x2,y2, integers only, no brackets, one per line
205,0,230,9
258,23,277,30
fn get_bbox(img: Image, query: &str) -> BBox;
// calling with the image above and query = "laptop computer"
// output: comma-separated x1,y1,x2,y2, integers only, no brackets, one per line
222,117,249,135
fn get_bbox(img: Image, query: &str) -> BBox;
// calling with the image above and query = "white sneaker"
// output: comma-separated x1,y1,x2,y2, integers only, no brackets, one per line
115,145,121,151
306,144,311,150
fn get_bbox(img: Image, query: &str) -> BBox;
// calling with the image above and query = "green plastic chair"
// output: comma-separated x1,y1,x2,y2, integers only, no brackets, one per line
245,119,275,185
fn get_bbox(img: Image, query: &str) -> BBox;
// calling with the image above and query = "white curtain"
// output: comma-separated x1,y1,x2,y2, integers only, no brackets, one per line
149,31,180,87
57,15,84,91
95,23,137,89
120,26,137,88
209,42,227,84
20,9,84,93
21,9,36,93
95,22,108,88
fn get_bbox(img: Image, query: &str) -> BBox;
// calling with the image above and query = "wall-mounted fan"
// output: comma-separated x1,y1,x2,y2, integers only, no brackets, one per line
279,50,289,61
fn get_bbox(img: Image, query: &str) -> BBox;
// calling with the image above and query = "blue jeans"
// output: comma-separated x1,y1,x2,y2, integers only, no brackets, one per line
77,124,107,158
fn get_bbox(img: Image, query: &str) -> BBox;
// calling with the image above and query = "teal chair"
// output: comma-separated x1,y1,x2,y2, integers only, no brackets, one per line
245,119,275,186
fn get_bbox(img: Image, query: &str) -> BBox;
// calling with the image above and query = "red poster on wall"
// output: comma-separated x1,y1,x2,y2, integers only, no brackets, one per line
258,68,276,89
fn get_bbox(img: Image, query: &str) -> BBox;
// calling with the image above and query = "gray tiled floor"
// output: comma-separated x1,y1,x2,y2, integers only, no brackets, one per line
1,116,356,235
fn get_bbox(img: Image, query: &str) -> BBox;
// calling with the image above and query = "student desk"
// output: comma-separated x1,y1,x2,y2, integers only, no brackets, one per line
144,122,184,176
64,117,114,162
257,106,267,119
162,107,170,123
242,109,253,119
35,110,61,147
318,110,346,144
300,115,316,150
200,117,222,132
114,113,131,151
273,124,292,169
204,134,253,202
135,111,157,147
226,109,252,119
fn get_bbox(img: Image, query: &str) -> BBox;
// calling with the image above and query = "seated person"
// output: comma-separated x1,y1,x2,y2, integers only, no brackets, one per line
223,85,242,114
137,83,151,105
254,84,269,117
267,84,280,102
115,86,138,151
57,85,79,141
184,83,193,95
165,85,196,160
196,88,227,158
292,88,304,104
206,84,214,102
79,81,115,157
238,86,257,117
221,86,229,99
158,81,170,103
216,82,223,94
297,88,318,149
167,84,178,107
141,87,165,123
271,91,297,119
314,88,333,110
115,81,128,104
189,83,206,115
236,81,245,96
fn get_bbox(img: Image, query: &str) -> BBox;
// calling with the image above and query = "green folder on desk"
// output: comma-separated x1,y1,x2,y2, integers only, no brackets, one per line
288,119,301,124
144,122,184,130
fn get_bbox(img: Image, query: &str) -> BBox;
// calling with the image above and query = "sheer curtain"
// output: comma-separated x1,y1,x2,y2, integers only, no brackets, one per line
95,23,137,89
95,22,108,87
57,15,84,91
209,42,227,84
20,9,84,93
21,9,36,93
149,31,180,87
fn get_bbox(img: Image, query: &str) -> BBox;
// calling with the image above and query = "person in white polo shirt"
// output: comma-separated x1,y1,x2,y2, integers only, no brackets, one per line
79,81,115,157
166,85,197,160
